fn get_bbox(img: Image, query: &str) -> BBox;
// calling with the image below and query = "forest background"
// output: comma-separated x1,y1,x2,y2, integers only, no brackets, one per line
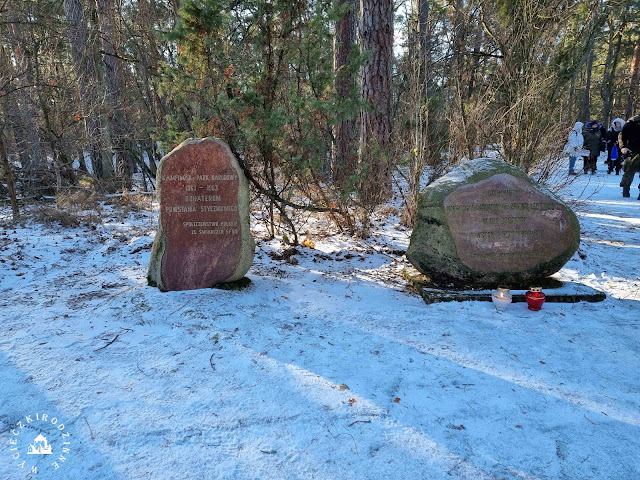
1,0,639,238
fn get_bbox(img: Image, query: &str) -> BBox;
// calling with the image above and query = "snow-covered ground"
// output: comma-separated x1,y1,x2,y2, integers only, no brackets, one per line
1,165,639,480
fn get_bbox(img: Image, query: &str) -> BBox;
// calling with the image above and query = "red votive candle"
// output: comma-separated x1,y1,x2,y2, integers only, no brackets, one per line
526,287,546,311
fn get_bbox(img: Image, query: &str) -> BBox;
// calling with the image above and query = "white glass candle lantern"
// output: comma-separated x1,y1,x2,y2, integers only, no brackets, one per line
491,287,512,312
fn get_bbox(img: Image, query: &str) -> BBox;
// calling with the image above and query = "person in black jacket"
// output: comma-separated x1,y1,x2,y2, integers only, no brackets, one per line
606,118,625,174
582,120,602,174
619,115,640,199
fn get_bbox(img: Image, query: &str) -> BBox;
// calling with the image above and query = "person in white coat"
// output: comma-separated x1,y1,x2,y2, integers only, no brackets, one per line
564,121,584,175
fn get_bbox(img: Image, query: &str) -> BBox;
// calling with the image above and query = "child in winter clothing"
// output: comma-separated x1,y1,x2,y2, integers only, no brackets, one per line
564,122,584,175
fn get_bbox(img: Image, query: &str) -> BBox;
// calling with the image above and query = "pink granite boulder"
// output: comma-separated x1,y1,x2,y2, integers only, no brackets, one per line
147,138,254,291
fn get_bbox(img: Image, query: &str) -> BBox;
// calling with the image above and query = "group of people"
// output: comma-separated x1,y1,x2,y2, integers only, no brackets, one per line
565,115,640,199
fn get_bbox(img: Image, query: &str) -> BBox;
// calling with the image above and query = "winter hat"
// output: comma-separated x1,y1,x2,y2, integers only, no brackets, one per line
611,118,625,132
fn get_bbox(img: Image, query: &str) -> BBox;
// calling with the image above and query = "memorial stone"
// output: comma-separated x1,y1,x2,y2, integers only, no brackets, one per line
148,138,255,291
406,158,580,286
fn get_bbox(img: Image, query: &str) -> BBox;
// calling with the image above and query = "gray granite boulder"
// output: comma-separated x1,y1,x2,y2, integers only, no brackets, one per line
406,158,580,287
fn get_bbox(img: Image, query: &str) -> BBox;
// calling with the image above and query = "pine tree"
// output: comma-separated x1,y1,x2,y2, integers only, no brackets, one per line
358,0,394,205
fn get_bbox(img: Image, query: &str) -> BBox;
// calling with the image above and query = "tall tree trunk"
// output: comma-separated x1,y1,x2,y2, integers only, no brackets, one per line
3,86,32,172
467,22,483,98
580,48,594,121
417,0,428,57
561,4,609,120
136,0,168,179
26,18,76,194
600,18,625,126
416,0,432,96
451,0,469,99
76,149,88,173
401,0,432,227
96,0,133,189
63,0,109,179
4,7,48,195
332,0,357,189
137,0,167,125
625,39,640,119
0,131,20,222
0,41,30,173
359,0,393,205
566,75,576,123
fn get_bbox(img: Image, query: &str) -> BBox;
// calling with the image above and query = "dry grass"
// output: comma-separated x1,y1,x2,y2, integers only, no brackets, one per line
24,188,104,228
378,206,399,218
108,192,153,212
32,206,102,228
56,188,101,212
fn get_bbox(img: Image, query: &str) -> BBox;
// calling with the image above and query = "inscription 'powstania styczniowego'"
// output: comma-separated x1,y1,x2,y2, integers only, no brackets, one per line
443,174,573,272
161,172,240,237
147,138,254,291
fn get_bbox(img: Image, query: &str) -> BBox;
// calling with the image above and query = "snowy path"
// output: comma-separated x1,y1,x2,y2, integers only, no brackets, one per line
1,170,639,479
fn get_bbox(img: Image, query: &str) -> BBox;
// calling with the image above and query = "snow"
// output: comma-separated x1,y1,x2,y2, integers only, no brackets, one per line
430,157,498,188
1,166,639,479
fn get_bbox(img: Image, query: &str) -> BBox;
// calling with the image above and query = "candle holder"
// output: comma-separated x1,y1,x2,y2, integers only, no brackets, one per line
525,287,546,311
491,286,512,312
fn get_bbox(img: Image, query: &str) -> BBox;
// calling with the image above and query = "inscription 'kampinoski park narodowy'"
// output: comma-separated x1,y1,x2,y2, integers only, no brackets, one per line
161,172,240,236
